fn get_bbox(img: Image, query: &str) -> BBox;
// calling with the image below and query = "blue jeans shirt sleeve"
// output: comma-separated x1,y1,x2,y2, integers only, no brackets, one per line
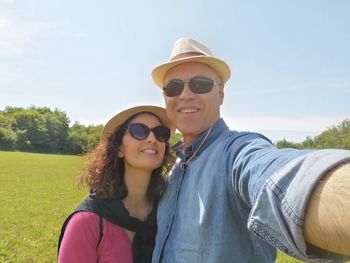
230,134,350,261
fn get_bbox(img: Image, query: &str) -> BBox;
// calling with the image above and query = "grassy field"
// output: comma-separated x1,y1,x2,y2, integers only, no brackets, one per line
0,151,86,262
0,151,305,262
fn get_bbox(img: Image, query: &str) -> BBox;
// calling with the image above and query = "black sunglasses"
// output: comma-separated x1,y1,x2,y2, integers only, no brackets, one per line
127,123,170,142
163,76,221,97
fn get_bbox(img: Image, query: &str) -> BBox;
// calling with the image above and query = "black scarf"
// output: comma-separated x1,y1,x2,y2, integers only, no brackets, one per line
58,193,157,263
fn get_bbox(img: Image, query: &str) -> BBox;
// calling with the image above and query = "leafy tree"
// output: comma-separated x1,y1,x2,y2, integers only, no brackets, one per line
170,133,182,146
1,106,70,153
313,119,350,149
275,138,301,149
300,136,316,149
11,110,41,151
0,112,13,127
0,127,17,150
66,122,102,154
276,119,350,150
42,109,69,152
66,131,85,154
0,113,16,150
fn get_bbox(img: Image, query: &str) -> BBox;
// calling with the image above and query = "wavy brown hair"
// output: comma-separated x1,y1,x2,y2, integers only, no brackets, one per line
78,112,175,201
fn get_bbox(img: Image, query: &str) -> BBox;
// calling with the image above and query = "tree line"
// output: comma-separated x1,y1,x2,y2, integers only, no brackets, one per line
0,106,102,154
275,119,350,150
0,106,349,154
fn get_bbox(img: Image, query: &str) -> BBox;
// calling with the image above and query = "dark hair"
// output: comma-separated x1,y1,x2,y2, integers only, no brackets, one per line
78,112,175,201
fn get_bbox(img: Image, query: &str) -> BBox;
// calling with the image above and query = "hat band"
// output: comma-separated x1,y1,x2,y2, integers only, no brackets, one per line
171,52,205,61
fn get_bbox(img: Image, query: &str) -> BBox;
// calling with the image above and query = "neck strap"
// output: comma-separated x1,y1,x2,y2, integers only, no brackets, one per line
181,126,212,170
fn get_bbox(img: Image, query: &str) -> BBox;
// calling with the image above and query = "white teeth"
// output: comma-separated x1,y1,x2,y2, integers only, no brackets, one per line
142,149,157,154
179,108,198,113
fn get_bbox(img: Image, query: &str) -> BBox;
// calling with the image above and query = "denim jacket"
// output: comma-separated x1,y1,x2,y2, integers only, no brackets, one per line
152,118,350,263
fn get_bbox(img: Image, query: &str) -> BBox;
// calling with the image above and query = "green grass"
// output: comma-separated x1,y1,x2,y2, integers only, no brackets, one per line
0,151,86,262
0,150,325,262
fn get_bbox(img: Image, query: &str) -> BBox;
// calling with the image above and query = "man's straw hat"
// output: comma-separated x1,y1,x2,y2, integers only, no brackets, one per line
152,37,231,88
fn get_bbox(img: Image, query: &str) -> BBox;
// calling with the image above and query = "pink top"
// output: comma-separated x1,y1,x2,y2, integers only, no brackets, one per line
58,211,133,263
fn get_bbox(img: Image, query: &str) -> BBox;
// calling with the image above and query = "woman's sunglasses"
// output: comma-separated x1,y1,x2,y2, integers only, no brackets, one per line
127,123,170,142
163,76,221,97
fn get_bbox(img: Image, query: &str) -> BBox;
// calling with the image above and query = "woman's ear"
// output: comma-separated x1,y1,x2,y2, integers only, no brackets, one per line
117,151,124,158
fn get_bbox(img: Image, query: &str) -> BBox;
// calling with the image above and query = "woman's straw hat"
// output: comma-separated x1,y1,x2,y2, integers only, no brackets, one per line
100,105,175,142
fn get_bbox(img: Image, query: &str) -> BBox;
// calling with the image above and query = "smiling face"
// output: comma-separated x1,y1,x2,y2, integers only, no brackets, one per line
119,113,166,173
163,62,224,144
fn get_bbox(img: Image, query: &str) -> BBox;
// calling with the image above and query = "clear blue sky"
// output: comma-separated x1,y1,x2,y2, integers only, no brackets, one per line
1,0,349,142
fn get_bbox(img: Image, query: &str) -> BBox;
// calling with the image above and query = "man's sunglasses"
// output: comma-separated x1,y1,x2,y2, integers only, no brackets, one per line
163,76,221,97
127,123,170,142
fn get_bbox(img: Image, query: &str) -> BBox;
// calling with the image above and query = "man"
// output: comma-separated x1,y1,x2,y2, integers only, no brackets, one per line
150,37,350,262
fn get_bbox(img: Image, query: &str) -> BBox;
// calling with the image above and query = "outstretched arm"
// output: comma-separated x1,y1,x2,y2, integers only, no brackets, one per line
303,162,350,255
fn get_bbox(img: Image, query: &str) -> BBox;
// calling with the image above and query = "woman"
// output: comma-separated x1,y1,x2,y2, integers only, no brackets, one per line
58,105,175,263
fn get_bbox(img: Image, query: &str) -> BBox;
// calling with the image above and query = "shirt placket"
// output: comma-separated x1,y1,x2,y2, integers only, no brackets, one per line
157,163,187,262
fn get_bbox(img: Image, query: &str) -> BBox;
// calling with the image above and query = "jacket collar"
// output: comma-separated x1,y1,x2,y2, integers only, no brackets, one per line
173,118,228,162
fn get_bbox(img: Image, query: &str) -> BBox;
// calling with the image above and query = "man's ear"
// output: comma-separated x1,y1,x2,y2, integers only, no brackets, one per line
219,85,225,105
